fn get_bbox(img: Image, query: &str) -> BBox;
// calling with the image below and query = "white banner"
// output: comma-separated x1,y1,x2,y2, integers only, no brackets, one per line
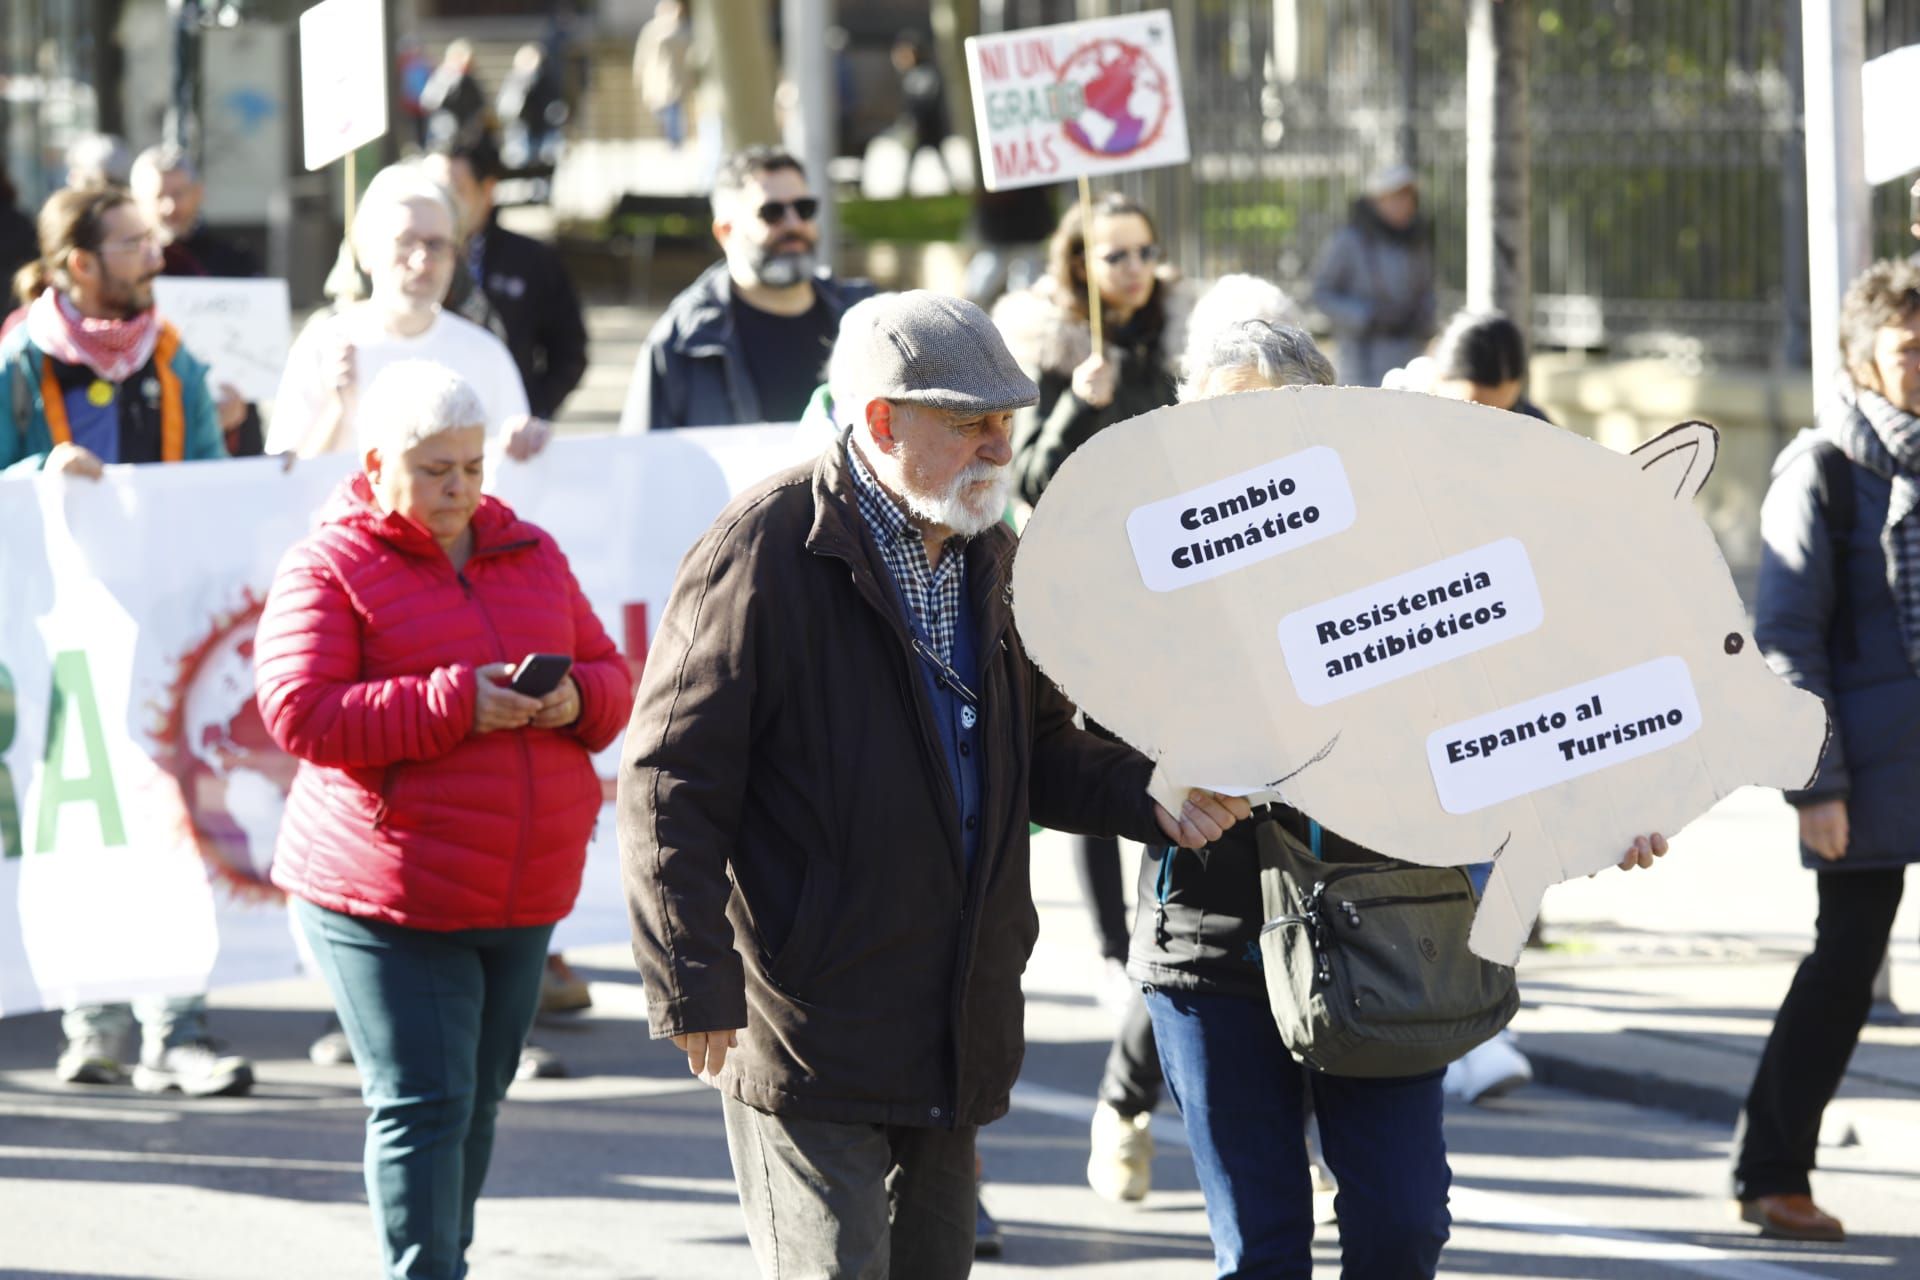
0,428,813,1017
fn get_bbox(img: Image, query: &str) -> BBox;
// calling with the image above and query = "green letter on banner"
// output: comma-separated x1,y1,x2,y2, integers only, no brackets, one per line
0,663,19,858
35,650,126,852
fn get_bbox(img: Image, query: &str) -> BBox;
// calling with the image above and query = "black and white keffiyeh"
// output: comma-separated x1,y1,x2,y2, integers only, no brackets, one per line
1827,389,1920,673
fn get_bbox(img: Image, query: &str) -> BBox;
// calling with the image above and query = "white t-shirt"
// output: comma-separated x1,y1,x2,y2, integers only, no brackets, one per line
265,306,530,455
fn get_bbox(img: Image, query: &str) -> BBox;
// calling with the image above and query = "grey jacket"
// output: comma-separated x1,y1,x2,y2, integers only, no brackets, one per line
1755,416,1920,870
618,262,874,431
1311,199,1436,388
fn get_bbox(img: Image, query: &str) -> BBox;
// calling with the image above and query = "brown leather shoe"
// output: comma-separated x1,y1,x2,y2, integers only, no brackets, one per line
1737,1194,1845,1242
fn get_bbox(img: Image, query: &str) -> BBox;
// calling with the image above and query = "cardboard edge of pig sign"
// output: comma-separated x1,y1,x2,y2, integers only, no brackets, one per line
1011,387,1829,965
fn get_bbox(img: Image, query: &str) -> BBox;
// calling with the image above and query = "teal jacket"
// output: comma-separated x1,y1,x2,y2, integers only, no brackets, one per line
0,318,226,473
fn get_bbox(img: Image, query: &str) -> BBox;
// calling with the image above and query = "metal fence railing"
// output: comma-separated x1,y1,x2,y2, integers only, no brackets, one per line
1110,0,1920,369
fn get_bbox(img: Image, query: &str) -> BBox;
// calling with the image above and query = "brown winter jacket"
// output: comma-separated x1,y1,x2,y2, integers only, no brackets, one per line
619,440,1163,1128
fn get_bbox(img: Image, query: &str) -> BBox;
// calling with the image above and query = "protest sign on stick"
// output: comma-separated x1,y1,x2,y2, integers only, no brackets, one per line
1862,43,1920,186
299,0,388,247
1011,387,1830,964
965,11,1190,349
152,278,294,404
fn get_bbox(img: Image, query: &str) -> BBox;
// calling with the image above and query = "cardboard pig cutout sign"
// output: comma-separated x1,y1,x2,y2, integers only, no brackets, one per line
1012,387,1829,963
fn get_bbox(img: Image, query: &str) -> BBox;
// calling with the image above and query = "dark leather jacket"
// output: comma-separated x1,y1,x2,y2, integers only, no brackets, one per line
620,440,1164,1127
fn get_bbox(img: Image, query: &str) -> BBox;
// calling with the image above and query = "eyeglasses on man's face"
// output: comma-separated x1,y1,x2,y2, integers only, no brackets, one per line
97,228,159,257
395,233,456,261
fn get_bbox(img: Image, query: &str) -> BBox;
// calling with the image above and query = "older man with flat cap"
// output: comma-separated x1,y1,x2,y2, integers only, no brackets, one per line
620,292,1248,1278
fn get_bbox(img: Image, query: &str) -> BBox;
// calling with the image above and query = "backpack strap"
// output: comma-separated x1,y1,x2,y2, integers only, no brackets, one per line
9,348,32,458
38,354,71,446
1307,818,1323,861
1807,440,1857,662
155,324,184,462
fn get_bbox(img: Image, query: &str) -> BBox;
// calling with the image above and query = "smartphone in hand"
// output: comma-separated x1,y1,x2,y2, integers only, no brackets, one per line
509,653,573,698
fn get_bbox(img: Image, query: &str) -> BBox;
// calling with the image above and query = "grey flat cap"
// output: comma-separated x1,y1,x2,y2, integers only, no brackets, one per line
845,291,1039,415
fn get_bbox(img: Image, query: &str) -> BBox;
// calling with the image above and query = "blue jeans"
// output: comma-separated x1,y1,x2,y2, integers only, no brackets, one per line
1146,987,1451,1280
294,898,553,1280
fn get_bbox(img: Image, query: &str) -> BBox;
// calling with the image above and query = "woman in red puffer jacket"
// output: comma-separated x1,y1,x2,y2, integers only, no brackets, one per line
253,359,630,1279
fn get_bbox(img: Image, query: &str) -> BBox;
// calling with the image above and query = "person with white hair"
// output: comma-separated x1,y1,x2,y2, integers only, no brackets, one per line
64,132,132,190
1312,161,1437,388
266,162,546,460
1178,273,1305,390
253,358,632,1279
131,143,263,454
620,292,1249,1280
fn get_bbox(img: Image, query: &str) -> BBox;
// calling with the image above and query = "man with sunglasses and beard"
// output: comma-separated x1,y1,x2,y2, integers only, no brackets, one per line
619,145,873,431
621,292,1250,1278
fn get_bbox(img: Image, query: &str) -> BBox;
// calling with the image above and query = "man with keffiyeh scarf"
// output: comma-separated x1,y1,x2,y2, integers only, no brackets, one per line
1,184,226,477
1733,257,1920,1244
0,182,245,1098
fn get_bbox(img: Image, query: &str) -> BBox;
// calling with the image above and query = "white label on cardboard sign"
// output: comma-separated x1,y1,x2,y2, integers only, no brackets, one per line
1125,446,1356,593
1426,655,1702,815
1277,538,1545,707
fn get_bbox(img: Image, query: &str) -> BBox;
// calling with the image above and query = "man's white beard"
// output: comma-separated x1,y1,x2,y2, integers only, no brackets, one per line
898,456,1014,538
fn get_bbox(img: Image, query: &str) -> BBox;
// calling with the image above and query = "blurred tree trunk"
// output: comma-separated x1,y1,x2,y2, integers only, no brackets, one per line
931,0,982,188
1466,0,1530,333
702,0,779,149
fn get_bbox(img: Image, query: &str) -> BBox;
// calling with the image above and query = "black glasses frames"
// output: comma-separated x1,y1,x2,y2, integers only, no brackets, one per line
756,197,821,225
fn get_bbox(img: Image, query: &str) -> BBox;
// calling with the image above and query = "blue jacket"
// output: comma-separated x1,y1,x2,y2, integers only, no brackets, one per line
0,318,225,473
618,262,873,431
1755,417,1920,870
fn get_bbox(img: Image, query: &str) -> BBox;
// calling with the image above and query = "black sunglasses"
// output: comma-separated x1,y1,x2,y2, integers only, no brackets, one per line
756,197,821,225
1095,244,1162,268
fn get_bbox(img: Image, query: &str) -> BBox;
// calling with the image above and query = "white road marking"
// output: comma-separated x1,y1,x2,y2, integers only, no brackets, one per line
0,1099,178,1124
0,1144,361,1174
1010,1082,1842,1280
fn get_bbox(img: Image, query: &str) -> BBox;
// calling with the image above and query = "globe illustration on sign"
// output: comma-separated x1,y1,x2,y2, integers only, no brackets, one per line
1057,37,1173,160
153,597,297,899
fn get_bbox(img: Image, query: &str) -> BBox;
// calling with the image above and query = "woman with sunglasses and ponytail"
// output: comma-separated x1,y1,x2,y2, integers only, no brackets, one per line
993,191,1198,510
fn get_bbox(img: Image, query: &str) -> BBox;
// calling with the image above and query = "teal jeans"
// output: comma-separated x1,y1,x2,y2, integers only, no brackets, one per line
294,898,553,1280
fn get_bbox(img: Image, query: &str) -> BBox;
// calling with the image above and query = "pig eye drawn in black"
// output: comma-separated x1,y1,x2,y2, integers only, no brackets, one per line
1724,633,1744,655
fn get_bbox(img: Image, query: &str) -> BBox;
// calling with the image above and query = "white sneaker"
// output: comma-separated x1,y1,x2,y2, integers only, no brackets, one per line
1087,1101,1153,1202
1444,1031,1532,1105
1305,1117,1338,1224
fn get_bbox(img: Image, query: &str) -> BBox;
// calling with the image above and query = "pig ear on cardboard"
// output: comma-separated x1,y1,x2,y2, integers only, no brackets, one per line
1632,421,1719,502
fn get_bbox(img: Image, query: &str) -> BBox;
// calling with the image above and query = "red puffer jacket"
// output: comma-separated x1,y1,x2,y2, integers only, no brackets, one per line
255,475,632,930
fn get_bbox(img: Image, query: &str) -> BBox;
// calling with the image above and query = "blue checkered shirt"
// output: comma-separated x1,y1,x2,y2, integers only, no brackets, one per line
847,442,965,662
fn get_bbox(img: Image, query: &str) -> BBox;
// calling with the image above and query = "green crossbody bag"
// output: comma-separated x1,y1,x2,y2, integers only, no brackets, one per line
1256,817,1519,1078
